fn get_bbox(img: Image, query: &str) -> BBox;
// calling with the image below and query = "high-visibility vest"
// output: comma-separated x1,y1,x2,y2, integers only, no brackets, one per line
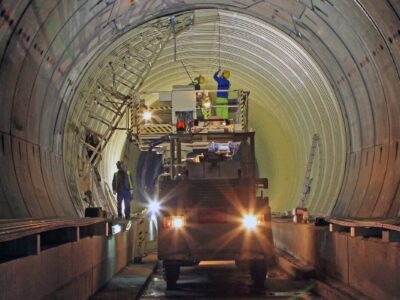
112,170,133,191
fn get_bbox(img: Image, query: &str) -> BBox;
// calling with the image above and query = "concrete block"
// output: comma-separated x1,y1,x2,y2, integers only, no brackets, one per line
382,230,400,242
92,258,115,294
321,232,349,283
115,232,129,272
43,271,92,300
0,224,137,299
72,236,95,276
56,243,75,287
348,237,400,299
91,236,108,263
273,222,349,282
350,227,381,238
37,246,61,297
273,222,333,279
0,254,40,300
329,223,349,233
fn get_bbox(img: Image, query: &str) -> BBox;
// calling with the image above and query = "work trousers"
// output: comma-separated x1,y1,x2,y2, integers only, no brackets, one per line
201,107,210,119
117,190,132,219
215,97,228,119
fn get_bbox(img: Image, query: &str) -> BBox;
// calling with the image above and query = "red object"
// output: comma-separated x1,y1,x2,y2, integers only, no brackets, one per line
163,217,172,228
176,120,186,131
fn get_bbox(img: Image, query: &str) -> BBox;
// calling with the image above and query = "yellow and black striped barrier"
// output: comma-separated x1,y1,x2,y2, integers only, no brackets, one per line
240,94,247,131
139,124,173,134
148,105,172,111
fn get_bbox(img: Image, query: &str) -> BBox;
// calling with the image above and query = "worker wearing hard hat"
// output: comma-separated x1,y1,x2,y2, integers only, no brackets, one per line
112,161,134,219
192,75,205,90
191,75,211,119
213,68,231,119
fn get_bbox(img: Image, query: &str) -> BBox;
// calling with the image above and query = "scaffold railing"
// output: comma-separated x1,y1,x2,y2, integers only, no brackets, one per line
129,89,250,150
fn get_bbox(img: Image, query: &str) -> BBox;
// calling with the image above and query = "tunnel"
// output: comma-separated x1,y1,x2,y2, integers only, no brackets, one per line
0,0,399,298
0,0,398,220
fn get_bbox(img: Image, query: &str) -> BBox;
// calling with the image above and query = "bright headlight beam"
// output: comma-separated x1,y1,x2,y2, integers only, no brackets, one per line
172,217,184,228
242,214,258,230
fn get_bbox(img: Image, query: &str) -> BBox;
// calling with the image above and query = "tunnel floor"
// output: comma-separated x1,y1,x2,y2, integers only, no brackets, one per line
140,260,316,299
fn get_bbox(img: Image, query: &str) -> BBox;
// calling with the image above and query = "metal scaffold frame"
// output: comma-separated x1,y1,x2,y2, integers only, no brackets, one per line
79,12,195,167
130,89,250,151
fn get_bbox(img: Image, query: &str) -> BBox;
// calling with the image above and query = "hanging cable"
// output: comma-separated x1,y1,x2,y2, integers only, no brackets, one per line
180,60,194,83
218,11,221,69
169,15,177,61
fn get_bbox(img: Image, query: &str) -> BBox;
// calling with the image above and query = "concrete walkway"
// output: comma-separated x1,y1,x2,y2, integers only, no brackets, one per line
91,253,158,300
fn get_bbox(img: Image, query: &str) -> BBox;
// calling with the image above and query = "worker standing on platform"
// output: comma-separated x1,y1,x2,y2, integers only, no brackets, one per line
190,75,211,120
192,75,205,91
213,68,230,120
112,161,133,220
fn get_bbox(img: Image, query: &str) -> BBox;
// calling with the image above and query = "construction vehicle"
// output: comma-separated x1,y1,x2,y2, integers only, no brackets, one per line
133,86,274,289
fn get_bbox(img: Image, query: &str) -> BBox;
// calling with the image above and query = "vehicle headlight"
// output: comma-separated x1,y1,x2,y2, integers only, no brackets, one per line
163,216,185,229
242,214,264,230
172,217,185,228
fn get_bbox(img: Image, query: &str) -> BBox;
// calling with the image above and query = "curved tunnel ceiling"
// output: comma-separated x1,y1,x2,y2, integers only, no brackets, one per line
0,1,399,220
66,9,346,216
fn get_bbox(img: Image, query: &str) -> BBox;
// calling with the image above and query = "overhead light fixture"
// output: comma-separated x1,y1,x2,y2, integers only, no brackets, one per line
143,111,152,121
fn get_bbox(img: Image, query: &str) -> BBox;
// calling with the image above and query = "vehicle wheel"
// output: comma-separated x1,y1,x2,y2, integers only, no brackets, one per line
164,262,180,290
250,260,267,288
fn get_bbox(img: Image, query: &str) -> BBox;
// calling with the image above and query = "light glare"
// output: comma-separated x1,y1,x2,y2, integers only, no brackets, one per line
172,216,184,228
143,111,152,121
112,224,122,234
243,214,258,230
148,200,160,215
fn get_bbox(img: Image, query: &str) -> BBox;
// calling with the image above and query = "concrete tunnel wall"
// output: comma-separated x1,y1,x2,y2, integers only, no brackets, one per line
0,0,399,219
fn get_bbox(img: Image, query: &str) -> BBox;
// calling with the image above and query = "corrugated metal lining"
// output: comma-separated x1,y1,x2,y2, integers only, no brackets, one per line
0,0,398,219
68,9,345,215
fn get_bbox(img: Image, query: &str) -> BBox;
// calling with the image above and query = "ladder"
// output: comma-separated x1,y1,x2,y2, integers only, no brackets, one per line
80,13,195,166
81,25,172,167
299,134,320,208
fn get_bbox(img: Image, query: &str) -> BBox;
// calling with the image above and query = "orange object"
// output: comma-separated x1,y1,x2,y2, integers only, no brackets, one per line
176,120,186,131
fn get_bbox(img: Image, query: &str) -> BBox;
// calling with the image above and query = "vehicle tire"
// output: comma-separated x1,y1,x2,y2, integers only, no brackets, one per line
164,262,180,290
250,260,267,288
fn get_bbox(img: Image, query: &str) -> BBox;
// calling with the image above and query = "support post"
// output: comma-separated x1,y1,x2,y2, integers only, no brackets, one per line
170,138,175,179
